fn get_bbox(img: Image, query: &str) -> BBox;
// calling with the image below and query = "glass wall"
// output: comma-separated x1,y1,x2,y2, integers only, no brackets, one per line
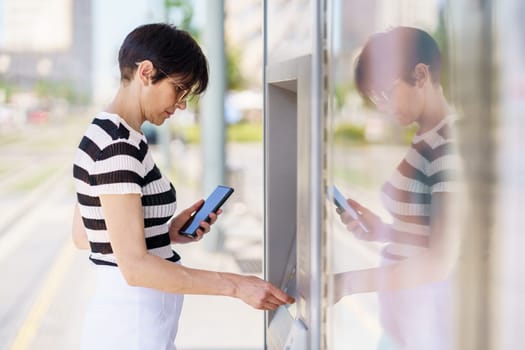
326,1,464,349
325,0,525,349
490,0,525,348
264,0,525,348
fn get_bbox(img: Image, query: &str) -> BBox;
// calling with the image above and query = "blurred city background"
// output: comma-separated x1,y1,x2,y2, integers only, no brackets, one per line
1,0,525,349
0,0,270,349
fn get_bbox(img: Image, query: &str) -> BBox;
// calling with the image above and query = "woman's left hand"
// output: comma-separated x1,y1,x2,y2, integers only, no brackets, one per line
169,199,222,244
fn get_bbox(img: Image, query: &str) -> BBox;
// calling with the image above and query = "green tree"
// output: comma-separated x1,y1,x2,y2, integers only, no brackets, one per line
164,0,200,38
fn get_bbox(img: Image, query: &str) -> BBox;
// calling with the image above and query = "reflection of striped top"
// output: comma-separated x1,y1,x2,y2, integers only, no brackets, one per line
73,112,180,266
381,116,460,260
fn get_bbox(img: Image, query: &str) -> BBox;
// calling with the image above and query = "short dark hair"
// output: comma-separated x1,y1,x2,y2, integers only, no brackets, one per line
354,26,442,97
118,23,208,95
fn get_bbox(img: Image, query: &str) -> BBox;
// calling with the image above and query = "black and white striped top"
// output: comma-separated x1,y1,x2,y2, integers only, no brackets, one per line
73,112,180,266
381,116,461,260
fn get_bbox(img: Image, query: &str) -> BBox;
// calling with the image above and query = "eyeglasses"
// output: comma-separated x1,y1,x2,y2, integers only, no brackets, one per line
368,78,401,106
156,67,191,105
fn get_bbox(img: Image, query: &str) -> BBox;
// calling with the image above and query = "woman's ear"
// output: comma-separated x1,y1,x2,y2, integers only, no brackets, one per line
413,63,430,88
135,60,154,86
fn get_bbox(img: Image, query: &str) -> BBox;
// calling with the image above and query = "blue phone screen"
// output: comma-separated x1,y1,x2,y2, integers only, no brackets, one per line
180,186,233,236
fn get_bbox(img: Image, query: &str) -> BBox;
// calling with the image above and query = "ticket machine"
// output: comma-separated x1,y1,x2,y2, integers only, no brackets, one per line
264,55,323,349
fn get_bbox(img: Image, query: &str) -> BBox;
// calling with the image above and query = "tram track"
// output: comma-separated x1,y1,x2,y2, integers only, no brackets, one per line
0,120,84,238
0,163,71,238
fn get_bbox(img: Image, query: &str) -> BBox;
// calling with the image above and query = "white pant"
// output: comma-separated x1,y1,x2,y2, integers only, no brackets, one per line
80,264,184,350
377,258,453,350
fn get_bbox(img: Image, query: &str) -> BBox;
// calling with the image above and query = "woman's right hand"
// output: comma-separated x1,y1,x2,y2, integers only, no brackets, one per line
233,275,295,310
338,198,387,242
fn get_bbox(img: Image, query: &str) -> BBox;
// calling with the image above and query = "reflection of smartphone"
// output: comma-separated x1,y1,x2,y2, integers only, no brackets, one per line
328,185,369,233
179,185,234,237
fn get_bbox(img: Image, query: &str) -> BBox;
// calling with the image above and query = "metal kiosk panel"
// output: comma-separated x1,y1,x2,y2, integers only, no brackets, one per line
265,55,320,349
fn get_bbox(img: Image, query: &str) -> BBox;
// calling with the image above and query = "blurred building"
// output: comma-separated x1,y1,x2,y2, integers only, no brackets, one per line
0,0,93,103
0,0,166,108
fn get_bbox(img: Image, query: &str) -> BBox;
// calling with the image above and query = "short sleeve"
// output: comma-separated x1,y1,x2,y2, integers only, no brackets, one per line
89,141,144,196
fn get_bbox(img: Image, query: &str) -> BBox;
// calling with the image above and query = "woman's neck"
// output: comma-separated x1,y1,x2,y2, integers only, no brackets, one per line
105,84,144,133
417,85,451,135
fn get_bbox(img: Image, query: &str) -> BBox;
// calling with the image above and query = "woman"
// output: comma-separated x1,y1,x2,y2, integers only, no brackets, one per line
334,27,462,349
72,23,293,350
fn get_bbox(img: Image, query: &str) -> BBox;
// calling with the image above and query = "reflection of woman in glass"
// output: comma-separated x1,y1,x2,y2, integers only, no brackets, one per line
334,27,462,350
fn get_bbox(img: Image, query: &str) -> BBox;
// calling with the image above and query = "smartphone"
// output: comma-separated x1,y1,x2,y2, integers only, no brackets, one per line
328,185,369,233
179,185,234,237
